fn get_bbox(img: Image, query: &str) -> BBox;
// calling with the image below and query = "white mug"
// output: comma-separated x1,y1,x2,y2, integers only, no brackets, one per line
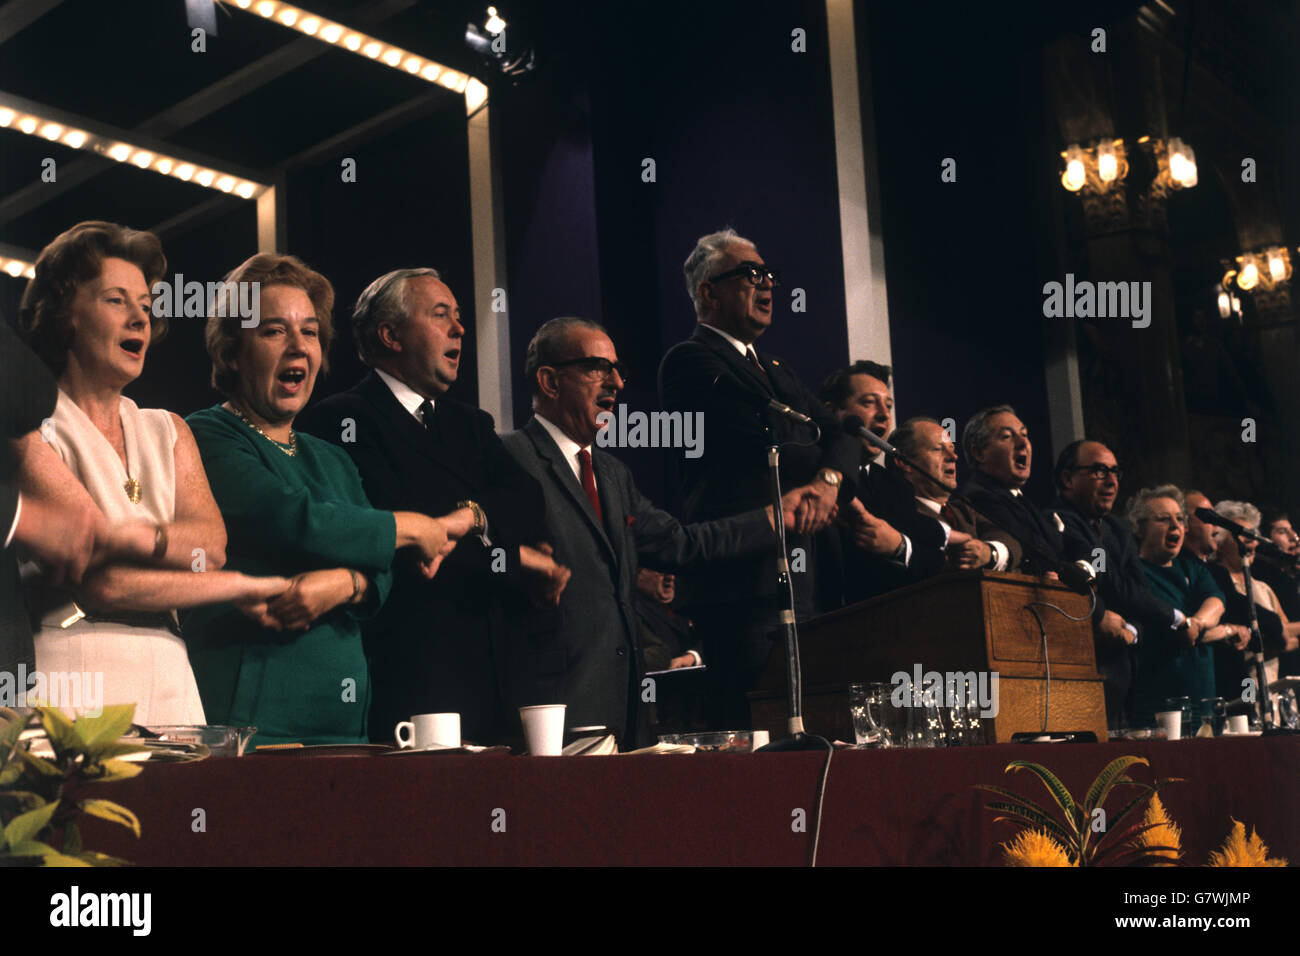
395,713,460,750
1226,714,1249,735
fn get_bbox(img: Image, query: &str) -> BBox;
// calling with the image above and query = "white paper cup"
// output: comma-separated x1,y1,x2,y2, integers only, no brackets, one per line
395,713,461,749
519,704,566,756
1154,710,1182,741
1226,714,1249,735
750,730,770,751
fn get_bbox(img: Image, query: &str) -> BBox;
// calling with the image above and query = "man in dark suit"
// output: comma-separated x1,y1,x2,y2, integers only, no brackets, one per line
957,405,1065,574
658,229,858,726
298,269,568,745
2,321,100,679
889,416,1022,573
504,317,795,748
818,365,958,605
1053,439,1182,727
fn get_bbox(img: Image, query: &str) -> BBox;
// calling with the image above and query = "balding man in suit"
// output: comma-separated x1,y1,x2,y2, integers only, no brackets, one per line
503,317,798,748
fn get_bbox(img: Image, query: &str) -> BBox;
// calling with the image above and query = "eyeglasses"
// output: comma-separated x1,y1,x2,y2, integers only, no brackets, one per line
549,356,629,382
1069,465,1123,480
706,261,781,287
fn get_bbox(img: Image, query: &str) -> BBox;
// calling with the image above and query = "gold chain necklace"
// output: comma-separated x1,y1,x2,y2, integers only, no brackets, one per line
230,403,297,457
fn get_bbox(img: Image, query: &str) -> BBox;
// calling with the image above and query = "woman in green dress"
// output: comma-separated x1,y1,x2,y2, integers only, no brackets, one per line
184,253,474,746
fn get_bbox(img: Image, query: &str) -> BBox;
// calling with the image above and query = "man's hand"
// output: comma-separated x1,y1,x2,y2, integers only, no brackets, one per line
668,654,697,669
842,498,904,556
1183,616,1204,645
948,536,990,570
14,493,102,588
1098,609,1135,644
521,544,571,607
789,479,838,535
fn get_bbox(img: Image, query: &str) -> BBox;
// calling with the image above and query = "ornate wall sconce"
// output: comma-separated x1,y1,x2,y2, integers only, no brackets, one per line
1059,139,1129,193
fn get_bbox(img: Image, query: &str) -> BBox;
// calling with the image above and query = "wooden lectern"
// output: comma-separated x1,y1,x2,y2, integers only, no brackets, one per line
749,570,1108,744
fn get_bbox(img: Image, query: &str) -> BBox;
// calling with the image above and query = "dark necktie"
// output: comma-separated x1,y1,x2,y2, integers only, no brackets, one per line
940,501,957,523
577,448,602,523
418,399,437,438
745,347,771,387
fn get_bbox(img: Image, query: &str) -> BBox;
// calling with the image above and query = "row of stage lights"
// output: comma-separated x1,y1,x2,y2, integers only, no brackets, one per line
0,2,499,280
0,106,262,199
230,0,476,97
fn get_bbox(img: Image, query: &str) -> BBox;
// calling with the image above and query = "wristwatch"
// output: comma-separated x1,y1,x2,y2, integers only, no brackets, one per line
456,499,487,537
816,469,841,488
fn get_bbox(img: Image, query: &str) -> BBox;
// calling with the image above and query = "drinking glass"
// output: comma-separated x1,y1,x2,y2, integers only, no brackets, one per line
849,682,886,748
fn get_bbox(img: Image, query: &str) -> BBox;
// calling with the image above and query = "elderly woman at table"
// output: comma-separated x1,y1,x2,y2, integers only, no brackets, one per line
1129,484,1226,726
184,253,472,746
15,221,291,725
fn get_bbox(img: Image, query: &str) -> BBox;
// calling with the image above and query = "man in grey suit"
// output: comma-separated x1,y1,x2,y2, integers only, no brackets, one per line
502,317,799,748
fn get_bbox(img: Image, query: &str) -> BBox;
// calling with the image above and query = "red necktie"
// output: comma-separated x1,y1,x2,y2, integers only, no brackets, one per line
940,501,956,523
746,347,771,387
578,449,602,523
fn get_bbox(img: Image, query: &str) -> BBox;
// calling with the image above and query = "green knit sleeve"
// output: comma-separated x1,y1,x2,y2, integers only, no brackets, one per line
188,408,396,575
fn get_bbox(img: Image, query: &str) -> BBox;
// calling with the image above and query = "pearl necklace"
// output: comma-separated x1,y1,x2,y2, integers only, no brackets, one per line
230,404,297,457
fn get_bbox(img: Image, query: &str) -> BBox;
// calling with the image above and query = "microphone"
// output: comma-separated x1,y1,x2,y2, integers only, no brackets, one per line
709,374,816,426
841,415,897,456
1058,559,1098,595
1194,507,1272,545
842,415,959,495
766,399,813,425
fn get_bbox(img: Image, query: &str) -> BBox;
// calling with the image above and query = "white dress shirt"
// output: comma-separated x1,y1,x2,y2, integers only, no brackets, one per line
375,368,431,424
916,495,1009,571
536,414,593,489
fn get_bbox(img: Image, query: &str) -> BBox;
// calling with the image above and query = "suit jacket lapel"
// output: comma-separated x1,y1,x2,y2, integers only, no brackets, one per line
693,325,774,397
524,418,617,566
358,372,475,485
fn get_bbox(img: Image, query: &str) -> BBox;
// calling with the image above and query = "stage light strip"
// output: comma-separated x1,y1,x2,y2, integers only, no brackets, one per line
0,94,270,200
0,254,36,280
230,0,473,95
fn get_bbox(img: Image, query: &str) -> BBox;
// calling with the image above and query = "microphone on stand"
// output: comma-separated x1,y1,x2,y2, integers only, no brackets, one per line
840,415,958,494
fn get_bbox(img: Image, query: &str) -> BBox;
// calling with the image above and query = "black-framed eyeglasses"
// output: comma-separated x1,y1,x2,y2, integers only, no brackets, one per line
706,261,781,287
549,356,629,382
1069,465,1123,480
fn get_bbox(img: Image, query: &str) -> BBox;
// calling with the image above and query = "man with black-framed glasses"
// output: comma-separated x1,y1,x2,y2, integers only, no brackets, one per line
503,317,803,748
659,228,859,728
1054,439,1182,728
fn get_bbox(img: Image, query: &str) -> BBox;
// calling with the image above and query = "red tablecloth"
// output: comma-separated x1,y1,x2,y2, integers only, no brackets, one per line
78,737,1298,866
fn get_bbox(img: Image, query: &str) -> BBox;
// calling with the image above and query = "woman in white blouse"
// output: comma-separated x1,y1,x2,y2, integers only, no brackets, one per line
15,221,289,725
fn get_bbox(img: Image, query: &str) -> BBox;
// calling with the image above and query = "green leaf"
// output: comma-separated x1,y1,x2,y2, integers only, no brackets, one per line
79,799,140,838
1087,790,1152,857
1005,761,1080,835
88,741,150,762
63,821,82,855
75,850,132,866
85,758,143,782
10,840,92,867
3,800,58,846
0,713,30,750
1091,821,1172,865
38,706,77,753
987,802,1077,849
4,838,61,860
74,704,136,757
14,748,62,778
0,762,23,787
1084,756,1149,813
974,784,1062,826
0,790,48,813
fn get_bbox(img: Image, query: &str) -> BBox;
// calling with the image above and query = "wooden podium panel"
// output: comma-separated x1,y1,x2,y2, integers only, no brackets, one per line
749,571,1107,743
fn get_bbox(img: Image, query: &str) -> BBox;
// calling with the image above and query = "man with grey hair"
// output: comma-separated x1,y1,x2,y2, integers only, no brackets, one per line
956,405,1064,575
505,317,800,746
658,229,859,727
299,268,569,746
